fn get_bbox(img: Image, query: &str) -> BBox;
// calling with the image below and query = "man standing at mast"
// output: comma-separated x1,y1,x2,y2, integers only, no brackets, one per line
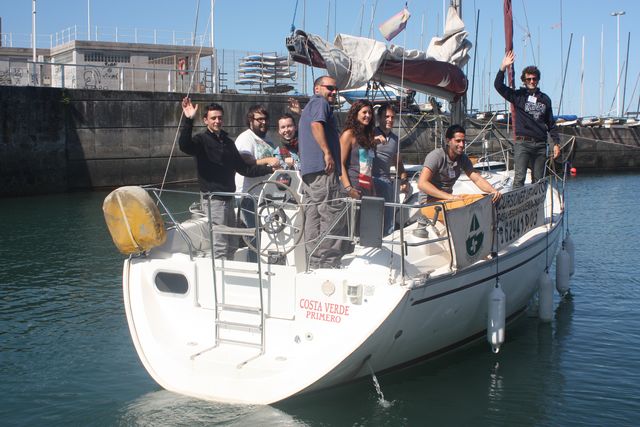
495,51,561,188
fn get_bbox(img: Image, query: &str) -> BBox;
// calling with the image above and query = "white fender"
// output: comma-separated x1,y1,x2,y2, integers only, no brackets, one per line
556,247,571,296
538,271,554,322
487,284,506,353
564,233,576,277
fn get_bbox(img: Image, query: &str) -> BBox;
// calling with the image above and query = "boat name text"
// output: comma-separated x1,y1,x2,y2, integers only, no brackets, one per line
299,298,350,323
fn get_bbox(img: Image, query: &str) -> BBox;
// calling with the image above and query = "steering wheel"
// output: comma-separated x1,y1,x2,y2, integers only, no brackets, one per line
239,180,305,256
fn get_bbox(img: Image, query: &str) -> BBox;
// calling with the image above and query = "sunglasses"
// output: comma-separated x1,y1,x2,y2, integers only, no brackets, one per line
321,84,338,92
524,77,538,82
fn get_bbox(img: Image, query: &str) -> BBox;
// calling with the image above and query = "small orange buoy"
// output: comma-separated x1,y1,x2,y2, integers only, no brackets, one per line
570,167,577,176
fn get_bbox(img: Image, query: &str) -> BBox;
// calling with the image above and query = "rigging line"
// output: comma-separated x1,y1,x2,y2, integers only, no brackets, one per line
557,32,572,115
607,59,628,118
624,71,640,115
388,12,410,272
290,0,299,32
159,0,209,199
520,0,536,65
368,0,379,39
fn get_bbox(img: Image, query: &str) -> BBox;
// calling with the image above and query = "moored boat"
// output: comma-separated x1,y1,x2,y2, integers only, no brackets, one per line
105,167,567,404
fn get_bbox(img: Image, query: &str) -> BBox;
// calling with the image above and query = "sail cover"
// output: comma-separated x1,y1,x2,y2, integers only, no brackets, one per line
426,6,472,68
286,30,468,101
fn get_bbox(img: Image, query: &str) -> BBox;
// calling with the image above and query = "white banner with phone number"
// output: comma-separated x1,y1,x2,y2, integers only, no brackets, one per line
495,181,547,249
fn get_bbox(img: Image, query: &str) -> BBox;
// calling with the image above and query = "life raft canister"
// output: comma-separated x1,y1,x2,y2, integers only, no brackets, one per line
103,186,166,254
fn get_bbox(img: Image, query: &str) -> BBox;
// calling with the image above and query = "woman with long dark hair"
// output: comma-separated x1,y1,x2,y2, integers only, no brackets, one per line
339,99,376,199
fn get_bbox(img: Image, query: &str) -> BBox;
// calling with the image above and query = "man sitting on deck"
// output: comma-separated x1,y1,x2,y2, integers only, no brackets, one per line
178,97,278,259
417,125,501,224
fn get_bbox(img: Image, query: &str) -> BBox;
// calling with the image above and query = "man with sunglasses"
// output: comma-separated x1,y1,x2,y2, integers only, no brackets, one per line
298,75,346,269
495,51,560,189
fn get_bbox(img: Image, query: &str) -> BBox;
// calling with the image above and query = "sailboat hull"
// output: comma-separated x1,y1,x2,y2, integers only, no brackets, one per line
122,204,561,404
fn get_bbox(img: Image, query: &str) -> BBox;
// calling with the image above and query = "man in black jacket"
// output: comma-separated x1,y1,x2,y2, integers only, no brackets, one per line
495,51,560,188
178,97,277,259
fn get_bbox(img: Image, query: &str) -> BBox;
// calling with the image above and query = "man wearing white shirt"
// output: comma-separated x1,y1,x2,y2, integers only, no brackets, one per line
235,105,281,261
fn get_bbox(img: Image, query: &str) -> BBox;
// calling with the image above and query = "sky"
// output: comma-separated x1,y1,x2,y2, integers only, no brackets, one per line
1,0,639,117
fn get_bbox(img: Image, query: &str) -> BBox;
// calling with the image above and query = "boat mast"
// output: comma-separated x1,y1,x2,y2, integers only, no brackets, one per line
302,0,306,94
87,0,90,41
580,36,584,117
600,25,604,116
622,32,630,117
488,20,493,111
450,0,465,125
469,9,479,115
210,0,217,93
31,0,36,63
558,32,573,115
559,0,563,97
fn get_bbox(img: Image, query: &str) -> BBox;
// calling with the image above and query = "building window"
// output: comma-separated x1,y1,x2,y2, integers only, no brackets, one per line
84,52,131,63
149,54,177,65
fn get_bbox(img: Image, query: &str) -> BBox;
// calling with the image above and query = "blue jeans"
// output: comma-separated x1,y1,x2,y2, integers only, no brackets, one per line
513,140,547,188
373,176,397,235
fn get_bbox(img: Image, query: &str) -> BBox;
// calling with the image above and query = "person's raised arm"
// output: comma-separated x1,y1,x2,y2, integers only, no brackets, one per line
181,96,198,119
178,97,198,154
500,51,515,72
310,121,335,174
494,51,516,102
287,97,301,116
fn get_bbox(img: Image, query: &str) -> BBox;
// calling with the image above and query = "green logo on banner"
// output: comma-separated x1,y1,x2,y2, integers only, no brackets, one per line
466,213,484,257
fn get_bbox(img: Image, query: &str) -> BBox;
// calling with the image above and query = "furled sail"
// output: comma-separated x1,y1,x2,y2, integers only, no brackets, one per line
286,30,468,101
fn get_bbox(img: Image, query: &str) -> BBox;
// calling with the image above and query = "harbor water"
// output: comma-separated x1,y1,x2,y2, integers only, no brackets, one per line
1,173,639,426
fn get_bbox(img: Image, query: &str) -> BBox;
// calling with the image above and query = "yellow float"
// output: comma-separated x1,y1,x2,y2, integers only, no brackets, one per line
103,186,166,254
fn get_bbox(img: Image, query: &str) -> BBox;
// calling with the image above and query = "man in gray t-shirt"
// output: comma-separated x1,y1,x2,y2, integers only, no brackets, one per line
298,75,346,269
418,124,501,203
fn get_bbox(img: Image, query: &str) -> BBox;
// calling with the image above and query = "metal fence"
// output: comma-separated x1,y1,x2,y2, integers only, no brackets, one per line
0,59,214,93
1,26,305,94
1,26,207,49
0,52,304,95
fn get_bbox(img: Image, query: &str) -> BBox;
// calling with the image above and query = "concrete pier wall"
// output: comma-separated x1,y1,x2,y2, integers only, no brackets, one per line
1,86,298,196
2,85,640,197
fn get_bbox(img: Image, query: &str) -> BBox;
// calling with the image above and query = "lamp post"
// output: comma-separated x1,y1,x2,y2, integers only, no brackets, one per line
32,0,36,63
611,10,625,117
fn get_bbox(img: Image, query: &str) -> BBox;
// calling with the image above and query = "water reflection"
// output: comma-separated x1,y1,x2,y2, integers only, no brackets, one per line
119,390,307,426
2,176,640,425
275,300,580,426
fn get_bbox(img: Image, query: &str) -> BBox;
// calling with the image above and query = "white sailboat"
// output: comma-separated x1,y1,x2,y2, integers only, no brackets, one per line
105,166,569,404
103,4,574,406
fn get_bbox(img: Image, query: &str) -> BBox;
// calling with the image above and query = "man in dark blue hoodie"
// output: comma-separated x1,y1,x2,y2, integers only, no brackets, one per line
495,51,560,188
